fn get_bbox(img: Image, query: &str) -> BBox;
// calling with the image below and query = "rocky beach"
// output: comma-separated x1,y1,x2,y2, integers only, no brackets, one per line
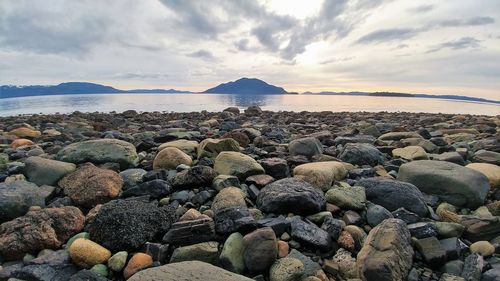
0,107,499,281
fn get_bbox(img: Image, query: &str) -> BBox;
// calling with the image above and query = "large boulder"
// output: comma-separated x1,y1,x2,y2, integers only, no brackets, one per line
357,219,414,281
128,261,253,281
0,181,54,222
358,178,429,217
153,147,192,170
466,163,500,188
339,143,385,166
293,161,347,190
397,160,490,208
85,200,176,252
288,137,323,158
57,139,138,169
24,156,76,186
257,178,326,216
214,151,265,179
59,164,123,208
197,138,240,159
0,206,85,260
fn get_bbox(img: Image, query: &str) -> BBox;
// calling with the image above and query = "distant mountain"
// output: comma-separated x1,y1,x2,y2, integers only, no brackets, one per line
203,78,287,95
303,91,500,105
0,82,191,98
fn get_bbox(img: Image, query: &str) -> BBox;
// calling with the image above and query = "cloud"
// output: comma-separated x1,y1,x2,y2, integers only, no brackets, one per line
112,72,170,79
426,37,482,53
186,50,217,61
319,56,355,65
408,5,435,14
437,16,495,27
357,28,420,44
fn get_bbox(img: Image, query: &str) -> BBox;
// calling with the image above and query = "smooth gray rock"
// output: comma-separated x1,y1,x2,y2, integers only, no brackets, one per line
24,156,76,186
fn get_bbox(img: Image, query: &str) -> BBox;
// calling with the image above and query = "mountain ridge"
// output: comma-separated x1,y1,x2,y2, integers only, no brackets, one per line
203,77,287,95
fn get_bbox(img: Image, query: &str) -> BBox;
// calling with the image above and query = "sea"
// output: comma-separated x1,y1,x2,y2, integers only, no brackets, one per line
0,93,498,116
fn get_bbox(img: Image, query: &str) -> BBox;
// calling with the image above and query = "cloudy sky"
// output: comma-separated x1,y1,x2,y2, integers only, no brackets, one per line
0,0,499,99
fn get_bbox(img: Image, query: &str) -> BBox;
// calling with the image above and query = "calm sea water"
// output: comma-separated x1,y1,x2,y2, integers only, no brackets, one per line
0,93,498,116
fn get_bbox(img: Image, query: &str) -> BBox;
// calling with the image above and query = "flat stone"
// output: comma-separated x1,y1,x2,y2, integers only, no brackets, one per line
290,217,333,251
170,241,220,264
163,218,215,245
414,237,446,266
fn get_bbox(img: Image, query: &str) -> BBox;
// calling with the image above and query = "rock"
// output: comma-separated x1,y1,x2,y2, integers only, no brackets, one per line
121,179,172,199
59,164,123,208
212,187,246,211
90,264,108,277
269,257,304,281
466,163,500,188
259,158,289,179
220,232,245,274
11,264,79,281
339,143,385,166
257,178,326,216
321,217,344,240
163,218,215,245
243,227,278,273
407,222,438,238
358,178,429,217
69,238,111,268
397,160,490,208
197,138,240,159
158,139,199,154
0,206,84,260
392,146,429,160
288,137,323,158
290,217,332,250
287,249,322,279
29,249,71,266
8,127,41,138
11,138,35,148
214,151,264,179
366,204,393,227
172,165,218,189
244,105,263,116
222,131,251,147
460,215,500,242
472,150,500,165
439,273,465,281
461,253,484,281
414,237,446,266
212,175,240,191
86,199,176,252
357,219,414,281
391,208,420,224
57,139,138,169
124,253,153,279
170,241,219,264
278,241,289,258
128,260,253,281
0,181,53,222
214,206,256,234
432,222,465,238
326,185,366,210
469,241,495,256
24,156,76,186
293,161,347,190
120,168,147,189
153,147,192,170
257,217,291,237
108,251,128,272
330,248,358,279
379,132,422,141
66,232,90,249
431,152,465,165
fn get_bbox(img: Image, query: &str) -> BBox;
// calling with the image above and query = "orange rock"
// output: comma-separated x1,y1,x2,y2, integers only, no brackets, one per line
123,253,153,279
11,138,35,149
337,231,355,253
8,127,41,138
277,240,289,258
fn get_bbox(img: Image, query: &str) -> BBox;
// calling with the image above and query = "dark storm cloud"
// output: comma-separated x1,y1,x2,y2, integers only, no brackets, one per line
186,50,217,60
426,37,482,53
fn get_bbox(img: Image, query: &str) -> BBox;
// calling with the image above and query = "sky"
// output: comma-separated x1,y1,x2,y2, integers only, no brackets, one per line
0,0,499,99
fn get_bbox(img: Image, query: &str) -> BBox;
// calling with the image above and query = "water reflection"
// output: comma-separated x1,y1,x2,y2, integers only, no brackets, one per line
212,94,277,107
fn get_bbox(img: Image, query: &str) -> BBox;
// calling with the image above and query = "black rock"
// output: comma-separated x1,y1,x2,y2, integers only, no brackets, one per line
141,242,169,263
214,206,257,234
85,199,176,252
414,237,446,267
121,179,172,199
172,166,217,189
461,253,484,281
259,158,289,179
170,190,192,204
70,269,108,281
439,237,466,261
257,178,326,216
257,217,290,237
191,190,214,205
290,217,332,251
163,218,215,246
13,264,78,281
407,222,439,239
143,169,171,181
391,208,421,224
321,216,343,241
358,178,429,217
